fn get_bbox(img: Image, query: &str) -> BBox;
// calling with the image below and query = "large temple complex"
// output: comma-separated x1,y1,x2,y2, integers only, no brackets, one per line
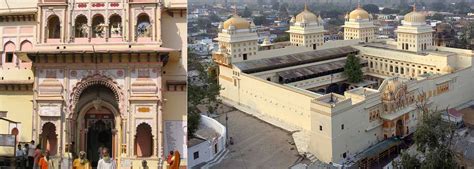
0,0,187,168
213,4,474,166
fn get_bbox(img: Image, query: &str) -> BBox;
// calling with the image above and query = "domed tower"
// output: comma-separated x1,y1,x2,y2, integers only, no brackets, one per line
287,4,326,50
342,3,376,42
395,5,433,52
214,11,258,63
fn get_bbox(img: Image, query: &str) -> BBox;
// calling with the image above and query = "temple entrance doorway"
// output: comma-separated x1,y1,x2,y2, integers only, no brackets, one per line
73,83,121,167
85,108,114,166
395,119,404,137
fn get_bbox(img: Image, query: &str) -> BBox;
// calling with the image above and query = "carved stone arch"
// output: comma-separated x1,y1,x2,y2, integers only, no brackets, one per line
20,40,33,51
46,14,61,24
135,12,151,25
69,74,125,118
73,14,88,26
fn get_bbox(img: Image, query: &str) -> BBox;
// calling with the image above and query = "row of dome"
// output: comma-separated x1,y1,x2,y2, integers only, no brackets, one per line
221,5,426,30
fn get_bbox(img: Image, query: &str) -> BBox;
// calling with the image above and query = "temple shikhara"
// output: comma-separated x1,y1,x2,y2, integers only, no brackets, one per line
0,0,187,168
213,4,474,167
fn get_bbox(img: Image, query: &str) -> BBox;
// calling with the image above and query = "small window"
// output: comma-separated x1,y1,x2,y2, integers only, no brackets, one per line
319,125,323,131
343,152,347,158
6,53,13,63
193,151,199,160
341,124,344,130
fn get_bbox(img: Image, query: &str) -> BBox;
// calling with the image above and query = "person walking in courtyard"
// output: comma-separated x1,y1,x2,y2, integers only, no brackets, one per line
16,144,25,168
73,151,90,169
97,148,116,169
33,145,42,169
38,150,54,169
27,141,35,169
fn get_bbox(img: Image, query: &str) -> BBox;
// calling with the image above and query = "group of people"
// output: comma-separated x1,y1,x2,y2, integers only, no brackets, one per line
15,141,180,169
72,147,117,169
15,140,52,169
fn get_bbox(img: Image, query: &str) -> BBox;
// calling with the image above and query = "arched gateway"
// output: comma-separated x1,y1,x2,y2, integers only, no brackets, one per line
68,74,123,166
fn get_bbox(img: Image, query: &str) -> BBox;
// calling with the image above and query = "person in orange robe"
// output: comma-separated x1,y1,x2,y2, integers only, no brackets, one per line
38,150,54,169
170,151,181,169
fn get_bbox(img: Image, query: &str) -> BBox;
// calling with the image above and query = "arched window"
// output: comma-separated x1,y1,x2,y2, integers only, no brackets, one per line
136,13,151,38
41,122,58,156
75,15,88,38
92,14,106,38
20,40,32,51
109,14,122,38
3,42,15,63
135,123,153,157
47,15,61,39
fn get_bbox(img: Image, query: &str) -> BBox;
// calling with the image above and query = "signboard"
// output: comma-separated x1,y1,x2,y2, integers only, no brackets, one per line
39,104,61,117
0,134,15,147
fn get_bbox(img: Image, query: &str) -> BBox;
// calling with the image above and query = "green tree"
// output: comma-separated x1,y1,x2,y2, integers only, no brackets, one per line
209,12,221,22
381,8,399,14
343,54,363,83
274,33,289,42
253,15,267,25
187,52,222,138
363,4,380,14
429,13,444,21
241,7,252,18
395,95,458,168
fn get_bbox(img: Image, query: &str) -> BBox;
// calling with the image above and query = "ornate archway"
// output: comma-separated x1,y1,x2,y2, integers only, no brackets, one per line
68,74,124,165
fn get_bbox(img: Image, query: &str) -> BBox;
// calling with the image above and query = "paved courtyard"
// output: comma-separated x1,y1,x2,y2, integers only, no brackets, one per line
211,105,301,169
460,106,474,126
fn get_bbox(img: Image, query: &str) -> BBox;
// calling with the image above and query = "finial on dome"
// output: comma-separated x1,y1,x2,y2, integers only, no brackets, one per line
412,3,416,12
357,0,361,8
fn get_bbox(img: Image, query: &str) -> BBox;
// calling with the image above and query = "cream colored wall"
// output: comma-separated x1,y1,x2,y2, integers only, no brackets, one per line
344,27,375,42
219,66,317,131
290,32,324,49
0,90,33,156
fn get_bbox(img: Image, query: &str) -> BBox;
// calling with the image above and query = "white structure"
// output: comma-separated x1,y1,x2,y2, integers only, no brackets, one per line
343,4,376,43
215,12,257,61
288,4,326,50
213,6,474,167
188,115,227,168
396,6,434,52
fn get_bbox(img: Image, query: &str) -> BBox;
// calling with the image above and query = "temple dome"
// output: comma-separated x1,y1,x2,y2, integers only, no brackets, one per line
295,5,318,23
223,15,250,29
404,6,425,23
349,6,370,20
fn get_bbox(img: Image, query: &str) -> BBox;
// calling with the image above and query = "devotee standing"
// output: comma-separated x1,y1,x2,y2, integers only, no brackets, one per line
97,148,116,169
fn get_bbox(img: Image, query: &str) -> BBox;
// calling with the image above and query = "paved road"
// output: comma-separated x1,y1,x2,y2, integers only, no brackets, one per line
211,107,301,169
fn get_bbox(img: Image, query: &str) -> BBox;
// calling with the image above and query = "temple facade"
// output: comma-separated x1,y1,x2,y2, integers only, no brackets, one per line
0,0,187,168
213,5,474,166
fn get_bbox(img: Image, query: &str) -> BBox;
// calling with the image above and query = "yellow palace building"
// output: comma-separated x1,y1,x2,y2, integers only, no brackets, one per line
0,0,187,168
213,5,474,166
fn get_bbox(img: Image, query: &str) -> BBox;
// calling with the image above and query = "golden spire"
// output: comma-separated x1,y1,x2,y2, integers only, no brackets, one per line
412,3,416,12
233,0,238,16
357,0,361,8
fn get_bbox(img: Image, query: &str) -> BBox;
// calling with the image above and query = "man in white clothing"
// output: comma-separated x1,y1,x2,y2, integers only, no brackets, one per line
97,148,115,169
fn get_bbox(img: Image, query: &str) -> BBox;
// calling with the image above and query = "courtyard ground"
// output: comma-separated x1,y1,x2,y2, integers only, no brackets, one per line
209,104,302,169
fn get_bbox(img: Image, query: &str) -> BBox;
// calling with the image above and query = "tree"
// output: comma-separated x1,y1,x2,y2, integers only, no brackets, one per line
363,4,380,14
241,7,252,18
395,93,458,168
343,54,363,83
253,15,267,25
209,12,221,22
187,52,222,138
381,8,399,14
429,13,444,21
274,33,289,42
